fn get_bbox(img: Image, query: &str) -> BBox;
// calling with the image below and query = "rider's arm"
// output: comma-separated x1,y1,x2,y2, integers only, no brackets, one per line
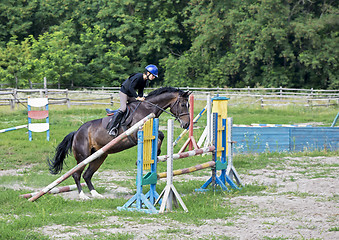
128,73,144,98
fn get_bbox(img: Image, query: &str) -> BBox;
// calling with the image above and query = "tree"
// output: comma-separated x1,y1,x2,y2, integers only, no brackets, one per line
162,0,338,88
78,24,129,87
30,30,81,88
0,36,33,88
0,0,38,43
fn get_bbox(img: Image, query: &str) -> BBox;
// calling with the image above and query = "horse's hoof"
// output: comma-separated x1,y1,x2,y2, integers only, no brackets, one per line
90,190,105,199
79,191,90,200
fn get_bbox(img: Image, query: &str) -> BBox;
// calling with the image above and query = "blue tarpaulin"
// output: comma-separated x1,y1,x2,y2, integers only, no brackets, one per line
232,127,339,153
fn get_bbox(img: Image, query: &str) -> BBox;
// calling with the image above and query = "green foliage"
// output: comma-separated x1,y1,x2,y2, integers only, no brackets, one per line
0,0,338,88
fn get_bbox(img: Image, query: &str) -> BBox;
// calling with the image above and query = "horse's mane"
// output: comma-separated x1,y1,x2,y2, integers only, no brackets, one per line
146,86,183,99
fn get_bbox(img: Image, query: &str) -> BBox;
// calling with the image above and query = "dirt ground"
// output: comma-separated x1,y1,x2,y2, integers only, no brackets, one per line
2,156,338,239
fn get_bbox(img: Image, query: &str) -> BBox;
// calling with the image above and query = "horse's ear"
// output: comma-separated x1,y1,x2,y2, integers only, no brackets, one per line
183,91,192,98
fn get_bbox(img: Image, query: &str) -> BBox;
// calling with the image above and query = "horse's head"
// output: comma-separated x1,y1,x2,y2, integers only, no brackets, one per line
145,87,191,129
170,90,191,129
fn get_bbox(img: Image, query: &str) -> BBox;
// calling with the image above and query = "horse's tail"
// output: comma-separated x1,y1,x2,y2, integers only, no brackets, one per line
47,131,75,174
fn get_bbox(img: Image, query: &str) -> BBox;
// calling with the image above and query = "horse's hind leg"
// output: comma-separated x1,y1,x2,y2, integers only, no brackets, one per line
72,138,92,200
72,166,88,200
83,154,108,199
157,131,164,156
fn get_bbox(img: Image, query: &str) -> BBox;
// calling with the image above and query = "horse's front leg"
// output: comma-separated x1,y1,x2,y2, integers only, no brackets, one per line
157,131,164,156
83,154,108,199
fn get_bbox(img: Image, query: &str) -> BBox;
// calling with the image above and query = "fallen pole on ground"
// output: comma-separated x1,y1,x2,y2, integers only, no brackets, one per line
28,113,155,202
21,183,86,199
0,124,27,133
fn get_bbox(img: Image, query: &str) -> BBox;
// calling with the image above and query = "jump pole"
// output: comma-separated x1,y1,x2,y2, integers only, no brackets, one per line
157,146,216,178
157,161,215,179
21,183,86,199
157,146,215,162
173,105,207,147
28,113,155,202
331,112,339,127
197,93,212,148
0,124,27,133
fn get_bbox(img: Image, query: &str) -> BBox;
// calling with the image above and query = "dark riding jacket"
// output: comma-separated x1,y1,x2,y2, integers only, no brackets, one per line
120,73,147,98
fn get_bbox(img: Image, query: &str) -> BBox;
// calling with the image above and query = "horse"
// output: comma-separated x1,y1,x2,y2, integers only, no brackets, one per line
47,87,191,200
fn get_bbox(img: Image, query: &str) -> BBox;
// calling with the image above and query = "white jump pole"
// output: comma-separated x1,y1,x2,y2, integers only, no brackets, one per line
197,93,212,148
0,124,27,133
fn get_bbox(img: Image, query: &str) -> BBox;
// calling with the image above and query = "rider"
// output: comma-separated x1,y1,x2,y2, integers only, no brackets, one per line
106,64,158,136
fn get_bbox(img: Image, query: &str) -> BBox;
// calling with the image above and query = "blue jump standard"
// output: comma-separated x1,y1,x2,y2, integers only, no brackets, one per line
196,113,240,192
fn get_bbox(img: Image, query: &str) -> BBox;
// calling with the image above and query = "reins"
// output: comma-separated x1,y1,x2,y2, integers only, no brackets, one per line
143,99,176,118
143,98,189,121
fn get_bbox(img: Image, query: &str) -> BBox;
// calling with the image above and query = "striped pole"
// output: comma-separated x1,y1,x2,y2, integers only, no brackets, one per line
28,113,155,202
157,146,215,162
173,105,207,147
0,125,27,133
331,112,339,127
20,183,86,199
157,161,216,179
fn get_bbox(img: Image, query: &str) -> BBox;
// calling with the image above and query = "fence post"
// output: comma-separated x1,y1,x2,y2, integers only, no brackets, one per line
66,89,70,108
13,89,18,109
44,77,48,97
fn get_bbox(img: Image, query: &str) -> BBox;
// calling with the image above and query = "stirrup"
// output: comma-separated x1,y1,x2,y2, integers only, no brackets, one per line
108,128,118,137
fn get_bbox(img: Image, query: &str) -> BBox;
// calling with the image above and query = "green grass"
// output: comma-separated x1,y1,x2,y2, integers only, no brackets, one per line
0,103,338,239
329,226,339,231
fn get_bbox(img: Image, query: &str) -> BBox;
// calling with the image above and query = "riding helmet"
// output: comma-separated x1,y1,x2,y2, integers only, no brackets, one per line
145,64,158,78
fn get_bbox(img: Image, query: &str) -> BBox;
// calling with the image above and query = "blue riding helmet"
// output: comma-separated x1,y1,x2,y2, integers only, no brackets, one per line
145,64,158,78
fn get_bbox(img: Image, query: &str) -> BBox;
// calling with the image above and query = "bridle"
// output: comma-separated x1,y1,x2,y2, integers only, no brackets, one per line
143,96,189,122
171,96,190,118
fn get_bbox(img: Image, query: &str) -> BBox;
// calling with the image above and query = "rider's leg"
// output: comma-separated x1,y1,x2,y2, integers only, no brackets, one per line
107,92,127,135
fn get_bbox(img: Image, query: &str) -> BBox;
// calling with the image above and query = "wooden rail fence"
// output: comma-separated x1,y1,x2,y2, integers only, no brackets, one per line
0,87,338,109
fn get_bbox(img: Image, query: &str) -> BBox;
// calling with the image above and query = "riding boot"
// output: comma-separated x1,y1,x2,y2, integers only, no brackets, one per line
106,110,124,136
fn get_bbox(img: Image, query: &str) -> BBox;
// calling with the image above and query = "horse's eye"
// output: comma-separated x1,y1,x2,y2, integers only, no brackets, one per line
181,103,187,107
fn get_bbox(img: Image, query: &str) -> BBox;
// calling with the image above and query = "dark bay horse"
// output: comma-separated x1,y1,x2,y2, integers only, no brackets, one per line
48,87,191,200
